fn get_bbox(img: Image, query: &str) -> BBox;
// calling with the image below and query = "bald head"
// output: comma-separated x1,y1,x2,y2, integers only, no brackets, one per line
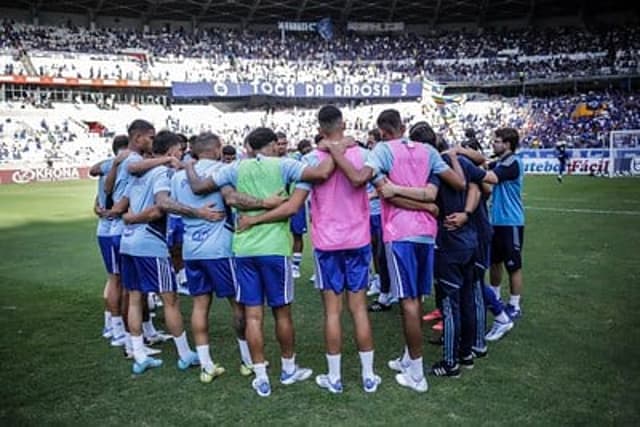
191,132,222,160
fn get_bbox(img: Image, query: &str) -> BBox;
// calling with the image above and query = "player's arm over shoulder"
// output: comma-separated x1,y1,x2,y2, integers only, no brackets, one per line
237,187,309,232
296,156,334,183
484,155,520,184
89,159,109,177
435,148,465,191
185,159,224,195
128,155,172,176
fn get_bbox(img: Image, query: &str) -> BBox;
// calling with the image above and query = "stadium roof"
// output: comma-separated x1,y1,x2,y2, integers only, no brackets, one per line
5,0,637,26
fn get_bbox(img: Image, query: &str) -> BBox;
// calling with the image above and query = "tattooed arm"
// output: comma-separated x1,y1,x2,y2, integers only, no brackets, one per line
155,191,225,222
220,186,288,211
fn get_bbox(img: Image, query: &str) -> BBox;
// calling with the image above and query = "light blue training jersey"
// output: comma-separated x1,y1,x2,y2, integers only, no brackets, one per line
119,166,171,258
171,159,233,260
110,152,143,236
491,153,525,226
96,158,115,237
212,154,307,189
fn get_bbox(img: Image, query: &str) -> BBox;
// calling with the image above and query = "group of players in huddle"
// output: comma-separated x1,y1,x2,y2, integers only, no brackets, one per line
92,105,525,397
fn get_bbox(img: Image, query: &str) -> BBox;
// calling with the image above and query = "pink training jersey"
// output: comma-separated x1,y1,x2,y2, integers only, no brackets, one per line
380,139,438,242
310,146,371,251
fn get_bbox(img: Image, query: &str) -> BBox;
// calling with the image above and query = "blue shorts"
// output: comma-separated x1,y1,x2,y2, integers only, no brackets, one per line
290,206,307,235
98,235,121,275
185,258,237,298
313,244,371,294
435,249,475,295
385,241,434,299
120,254,176,294
370,214,382,239
167,216,184,248
235,256,293,308
491,226,524,272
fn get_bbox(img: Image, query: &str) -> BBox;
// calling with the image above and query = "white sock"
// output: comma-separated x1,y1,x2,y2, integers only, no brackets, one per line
496,311,511,323
112,316,126,338
292,252,303,267
407,357,424,381
142,320,157,338
401,346,410,365
196,344,214,372
131,334,146,364
378,292,391,305
254,362,268,381
326,353,341,383
173,331,192,361
509,295,521,310
359,350,374,380
281,355,296,375
104,311,112,329
178,268,187,285
371,274,380,288
237,338,253,365
491,285,501,299
125,333,133,354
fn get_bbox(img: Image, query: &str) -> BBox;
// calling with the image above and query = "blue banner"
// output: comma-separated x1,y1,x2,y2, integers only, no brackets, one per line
171,81,423,99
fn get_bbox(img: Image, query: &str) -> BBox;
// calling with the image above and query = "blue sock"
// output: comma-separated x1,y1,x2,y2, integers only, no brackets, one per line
482,283,504,316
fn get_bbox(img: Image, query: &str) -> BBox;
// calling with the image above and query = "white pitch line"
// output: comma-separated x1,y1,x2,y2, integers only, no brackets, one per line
525,196,591,203
526,206,640,216
525,196,640,205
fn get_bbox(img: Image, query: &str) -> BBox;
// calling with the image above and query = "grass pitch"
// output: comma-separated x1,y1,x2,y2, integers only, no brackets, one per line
0,176,639,426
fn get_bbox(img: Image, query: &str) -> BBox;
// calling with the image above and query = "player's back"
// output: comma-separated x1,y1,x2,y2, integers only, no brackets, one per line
120,166,170,258
305,146,370,251
113,152,143,203
435,154,478,252
233,155,290,257
376,139,437,241
111,152,143,236
172,160,233,260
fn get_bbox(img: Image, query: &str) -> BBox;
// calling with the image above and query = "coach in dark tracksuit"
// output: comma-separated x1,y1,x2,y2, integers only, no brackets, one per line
430,151,485,377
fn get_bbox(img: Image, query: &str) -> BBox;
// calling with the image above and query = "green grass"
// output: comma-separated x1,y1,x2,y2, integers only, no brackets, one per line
0,177,639,426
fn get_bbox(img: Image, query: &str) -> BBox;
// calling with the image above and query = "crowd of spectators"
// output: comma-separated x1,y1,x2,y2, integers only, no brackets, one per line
1,20,639,165
2,91,639,166
1,21,638,83
0,116,94,164
520,93,640,148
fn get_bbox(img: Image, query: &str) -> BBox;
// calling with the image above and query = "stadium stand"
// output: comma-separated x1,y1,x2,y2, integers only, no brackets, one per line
0,1,638,170
2,91,639,167
1,22,639,83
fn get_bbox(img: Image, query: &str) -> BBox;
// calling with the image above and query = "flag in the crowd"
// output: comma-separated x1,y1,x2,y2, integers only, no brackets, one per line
317,18,333,41
420,78,467,143
430,81,446,96
571,101,607,119
423,78,464,105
